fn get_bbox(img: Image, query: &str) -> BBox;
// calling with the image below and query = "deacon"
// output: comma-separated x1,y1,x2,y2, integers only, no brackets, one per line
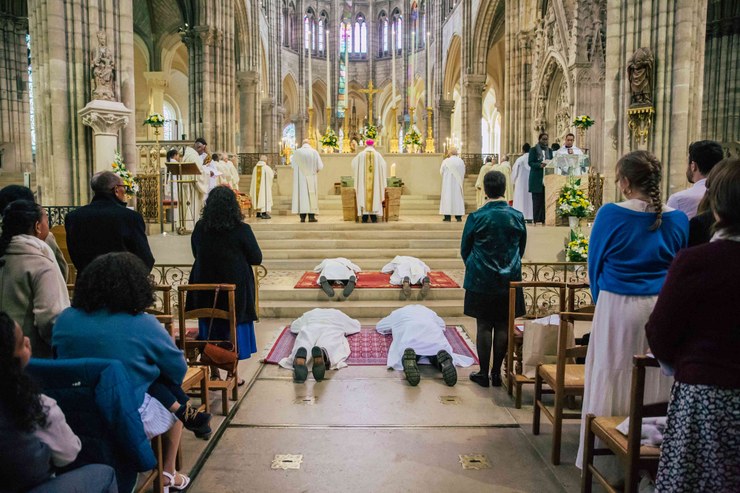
381,256,432,298
292,139,324,223
351,139,388,223
376,305,475,386
493,154,513,203
475,156,495,208
528,133,553,225
439,147,466,222
512,143,533,221
181,137,212,228
250,155,274,219
314,257,362,298
279,308,361,383
555,133,583,156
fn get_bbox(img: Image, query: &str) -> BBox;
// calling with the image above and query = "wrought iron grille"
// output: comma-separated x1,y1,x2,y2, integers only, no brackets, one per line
45,206,80,227
237,153,280,175
520,262,591,316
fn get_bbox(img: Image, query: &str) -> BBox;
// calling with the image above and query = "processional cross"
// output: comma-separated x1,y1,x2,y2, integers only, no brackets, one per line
359,80,381,124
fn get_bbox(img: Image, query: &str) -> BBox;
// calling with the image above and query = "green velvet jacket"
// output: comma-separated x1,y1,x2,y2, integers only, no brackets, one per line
460,200,527,294
528,144,552,193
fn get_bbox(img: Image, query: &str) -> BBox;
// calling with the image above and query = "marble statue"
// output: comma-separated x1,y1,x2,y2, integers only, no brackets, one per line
628,47,654,107
92,31,116,101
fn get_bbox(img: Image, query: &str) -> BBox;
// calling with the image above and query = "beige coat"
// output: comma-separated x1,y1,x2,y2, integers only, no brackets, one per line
0,235,70,358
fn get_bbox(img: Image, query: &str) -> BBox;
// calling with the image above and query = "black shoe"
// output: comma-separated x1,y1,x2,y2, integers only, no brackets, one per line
319,276,335,297
455,216,462,222
343,276,356,297
176,404,212,440
420,276,431,298
308,214,318,222
311,346,326,381
437,350,457,386
262,212,271,219
469,372,490,388
402,348,420,386
370,215,378,223
443,215,451,222
300,214,306,223
402,276,411,298
490,372,502,387
293,347,308,383
362,215,369,223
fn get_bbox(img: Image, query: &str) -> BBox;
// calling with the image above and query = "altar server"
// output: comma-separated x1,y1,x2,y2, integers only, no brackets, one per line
352,139,388,223
314,257,362,298
279,308,361,383
291,139,324,223
512,143,533,222
381,256,431,298
439,147,466,222
493,155,513,203
249,156,274,219
377,305,475,386
181,137,211,229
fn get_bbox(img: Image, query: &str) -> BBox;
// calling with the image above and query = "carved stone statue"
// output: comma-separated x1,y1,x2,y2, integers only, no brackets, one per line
92,31,116,101
627,47,654,107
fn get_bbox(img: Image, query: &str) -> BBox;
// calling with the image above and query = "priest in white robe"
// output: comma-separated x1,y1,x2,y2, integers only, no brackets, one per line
377,305,475,386
278,308,361,383
180,138,211,230
351,139,388,223
511,143,534,221
249,156,275,219
224,155,240,189
554,133,583,156
439,147,466,221
381,256,431,298
291,139,324,223
314,257,361,298
475,156,495,208
493,155,513,203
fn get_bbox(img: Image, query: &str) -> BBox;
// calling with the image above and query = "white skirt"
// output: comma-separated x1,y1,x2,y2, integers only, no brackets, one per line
138,393,177,440
575,291,673,473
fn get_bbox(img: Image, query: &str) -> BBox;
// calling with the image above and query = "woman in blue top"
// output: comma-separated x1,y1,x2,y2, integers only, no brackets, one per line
575,151,688,476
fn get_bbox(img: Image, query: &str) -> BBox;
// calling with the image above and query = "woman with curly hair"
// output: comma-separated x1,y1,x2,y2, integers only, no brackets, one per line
0,200,69,358
575,151,688,479
0,311,117,492
187,185,263,368
53,252,205,490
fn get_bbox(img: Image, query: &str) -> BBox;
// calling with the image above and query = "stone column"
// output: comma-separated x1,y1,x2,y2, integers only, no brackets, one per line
461,74,486,154
78,100,131,173
238,71,260,153
143,71,169,140
261,97,280,153
0,16,32,175
437,99,455,145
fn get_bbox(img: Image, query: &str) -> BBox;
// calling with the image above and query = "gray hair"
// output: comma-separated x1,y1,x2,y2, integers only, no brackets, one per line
91,171,121,194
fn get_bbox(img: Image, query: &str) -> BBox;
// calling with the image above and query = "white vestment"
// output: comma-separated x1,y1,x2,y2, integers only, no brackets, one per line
474,163,495,208
314,257,361,283
291,144,324,214
493,161,513,202
554,145,583,156
351,146,388,216
216,160,239,189
180,147,210,228
438,156,466,216
381,256,430,285
202,161,220,192
225,160,240,189
278,308,361,370
377,305,475,370
511,153,533,220
249,161,275,213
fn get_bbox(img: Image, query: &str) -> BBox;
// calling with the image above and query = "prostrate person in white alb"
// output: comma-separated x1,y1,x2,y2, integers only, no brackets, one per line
512,143,533,222
475,156,495,208
314,257,362,298
376,305,475,387
381,255,431,298
351,139,388,223
249,155,275,219
439,147,466,222
291,139,324,223
279,308,361,383
666,140,724,220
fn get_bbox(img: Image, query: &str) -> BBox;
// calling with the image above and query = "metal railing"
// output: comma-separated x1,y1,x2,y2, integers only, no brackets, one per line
45,206,80,228
520,262,591,316
236,153,281,175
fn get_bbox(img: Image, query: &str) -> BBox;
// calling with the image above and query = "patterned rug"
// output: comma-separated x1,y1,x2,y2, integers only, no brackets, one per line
293,271,460,289
263,325,478,366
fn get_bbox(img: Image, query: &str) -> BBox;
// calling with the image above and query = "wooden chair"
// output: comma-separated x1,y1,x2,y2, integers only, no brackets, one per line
177,284,239,415
50,224,76,284
582,356,666,493
533,311,593,465
145,284,175,341
505,281,567,409
135,437,164,493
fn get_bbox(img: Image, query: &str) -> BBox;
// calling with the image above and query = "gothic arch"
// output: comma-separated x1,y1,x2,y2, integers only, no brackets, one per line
532,53,572,140
443,35,462,99
282,74,300,122
470,0,504,75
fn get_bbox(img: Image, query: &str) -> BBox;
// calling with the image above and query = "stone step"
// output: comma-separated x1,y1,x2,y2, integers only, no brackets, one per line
259,299,465,318
254,230,463,240
258,238,460,249
264,247,459,259
248,221,465,231
261,258,465,270
259,287,464,302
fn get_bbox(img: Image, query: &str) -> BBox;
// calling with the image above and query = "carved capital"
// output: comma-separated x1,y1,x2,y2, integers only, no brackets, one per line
437,99,455,115
78,101,131,135
143,71,169,90
463,74,487,94
237,70,260,88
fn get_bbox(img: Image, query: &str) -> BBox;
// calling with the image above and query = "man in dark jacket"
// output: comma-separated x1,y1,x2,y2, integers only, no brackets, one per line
528,132,552,225
65,171,154,274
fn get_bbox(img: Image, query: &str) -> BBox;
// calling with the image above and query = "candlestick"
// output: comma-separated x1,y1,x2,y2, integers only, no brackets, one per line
410,31,415,107
426,32,431,108
391,27,396,104
308,25,313,108
326,29,331,110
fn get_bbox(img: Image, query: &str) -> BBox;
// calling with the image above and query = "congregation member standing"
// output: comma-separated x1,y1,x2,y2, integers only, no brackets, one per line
65,171,154,275
352,139,388,223
575,150,688,478
511,143,533,222
528,133,552,225
439,147,466,222
292,139,324,223
666,139,724,219
250,155,275,219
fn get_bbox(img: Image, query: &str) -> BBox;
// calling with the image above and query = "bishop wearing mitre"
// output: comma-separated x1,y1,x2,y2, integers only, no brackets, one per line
351,139,388,223
250,155,275,219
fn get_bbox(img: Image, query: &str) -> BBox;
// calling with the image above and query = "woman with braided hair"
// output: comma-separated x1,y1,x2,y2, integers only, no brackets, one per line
575,151,688,480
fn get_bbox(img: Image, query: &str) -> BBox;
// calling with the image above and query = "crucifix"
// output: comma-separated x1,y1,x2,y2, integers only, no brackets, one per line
359,80,381,124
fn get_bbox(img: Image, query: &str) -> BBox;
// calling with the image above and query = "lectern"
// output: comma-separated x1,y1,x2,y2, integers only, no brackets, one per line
166,161,201,235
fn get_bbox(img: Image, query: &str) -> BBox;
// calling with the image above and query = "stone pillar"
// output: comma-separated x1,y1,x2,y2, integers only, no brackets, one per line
437,99,455,145
237,71,260,153
261,97,280,153
78,100,131,173
603,0,708,201
461,74,486,154
143,71,169,141
0,16,32,175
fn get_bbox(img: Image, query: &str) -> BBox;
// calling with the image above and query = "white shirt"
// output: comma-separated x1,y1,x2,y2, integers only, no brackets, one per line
666,178,706,219
381,256,431,285
554,145,583,155
314,257,362,282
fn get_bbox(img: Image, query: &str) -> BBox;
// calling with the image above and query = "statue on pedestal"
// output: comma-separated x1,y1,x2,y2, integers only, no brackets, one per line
627,48,654,108
92,31,116,101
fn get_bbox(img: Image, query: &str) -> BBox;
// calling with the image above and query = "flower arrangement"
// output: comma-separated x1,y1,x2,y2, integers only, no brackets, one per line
143,113,165,127
111,151,139,196
573,115,595,129
320,128,339,149
403,127,422,149
566,229,589,262
362,123,378,140
557,179,594,218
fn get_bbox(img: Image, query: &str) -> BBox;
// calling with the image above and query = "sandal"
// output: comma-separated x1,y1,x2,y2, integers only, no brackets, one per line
163,471,190,491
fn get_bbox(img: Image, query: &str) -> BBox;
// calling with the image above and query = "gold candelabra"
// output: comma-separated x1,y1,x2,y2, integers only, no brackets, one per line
325,106,332,132
342,113,352,153
389,106,399,153
425,107,435,153
307,107,317,148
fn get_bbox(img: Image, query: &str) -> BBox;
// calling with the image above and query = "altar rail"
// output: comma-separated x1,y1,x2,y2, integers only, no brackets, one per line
236,153,281,175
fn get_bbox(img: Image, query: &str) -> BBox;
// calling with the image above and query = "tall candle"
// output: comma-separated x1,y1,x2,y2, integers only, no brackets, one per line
344,27,349,95
410,31,415,107
326,29,331,108
391,27,396,104
308,25,313,108
426,32,431,108
390,162,397,177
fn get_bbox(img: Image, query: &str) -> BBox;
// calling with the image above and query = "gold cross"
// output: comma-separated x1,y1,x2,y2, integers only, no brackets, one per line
359,80,381,124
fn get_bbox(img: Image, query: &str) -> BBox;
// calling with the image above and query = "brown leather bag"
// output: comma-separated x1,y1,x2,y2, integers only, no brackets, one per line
199,286,238,373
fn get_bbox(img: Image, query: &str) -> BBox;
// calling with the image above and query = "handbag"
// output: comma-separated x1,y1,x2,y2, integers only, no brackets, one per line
199,286,238,373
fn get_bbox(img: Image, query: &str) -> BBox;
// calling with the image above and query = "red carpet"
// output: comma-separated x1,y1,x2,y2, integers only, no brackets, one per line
294,271,459,289
263,325,478,366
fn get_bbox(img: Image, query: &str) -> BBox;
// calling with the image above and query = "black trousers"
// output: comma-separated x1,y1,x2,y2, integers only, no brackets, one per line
532,191,545,224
